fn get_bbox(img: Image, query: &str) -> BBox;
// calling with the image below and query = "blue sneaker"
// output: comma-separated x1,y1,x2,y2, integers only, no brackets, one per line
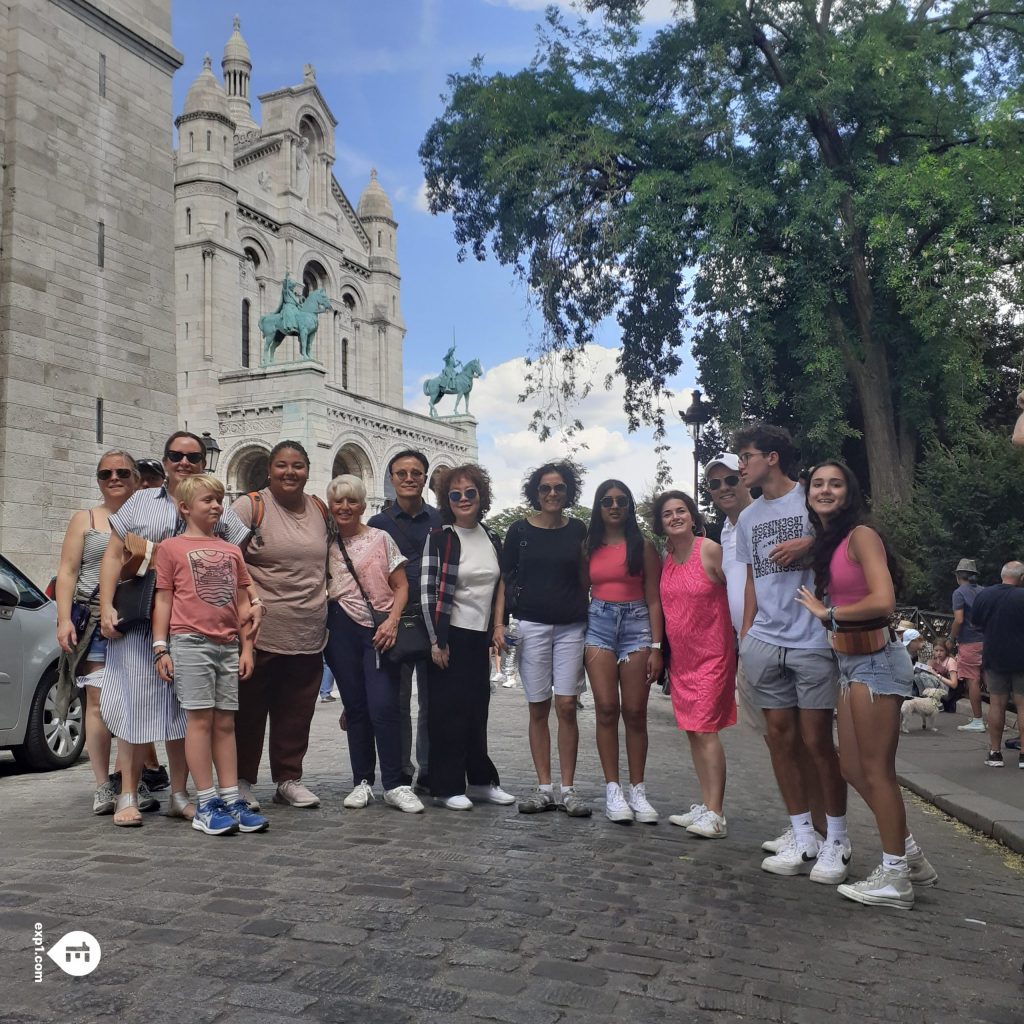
227,798,269,833
192,797,239,836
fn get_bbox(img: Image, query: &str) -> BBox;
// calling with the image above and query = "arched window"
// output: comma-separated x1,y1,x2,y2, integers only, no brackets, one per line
224,211,230,237
241,298,251,367
342,338,349,390
186,208,191,235
244,246,261,273
223,135,227,154
206,130,211,150
342,293,356,312
302,259,328,298
188,132,194,153
377,230,382,247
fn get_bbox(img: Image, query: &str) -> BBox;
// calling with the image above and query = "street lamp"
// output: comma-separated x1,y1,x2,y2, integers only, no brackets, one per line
201,431,222,473
680,389,711,498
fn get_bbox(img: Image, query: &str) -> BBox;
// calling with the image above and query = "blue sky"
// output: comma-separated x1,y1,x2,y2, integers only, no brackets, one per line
171,0,697,508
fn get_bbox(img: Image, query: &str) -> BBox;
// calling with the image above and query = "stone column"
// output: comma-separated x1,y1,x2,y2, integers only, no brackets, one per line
202,247,215,360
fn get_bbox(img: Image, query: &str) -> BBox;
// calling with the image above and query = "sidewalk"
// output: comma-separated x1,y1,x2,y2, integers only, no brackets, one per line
895,700,1024,854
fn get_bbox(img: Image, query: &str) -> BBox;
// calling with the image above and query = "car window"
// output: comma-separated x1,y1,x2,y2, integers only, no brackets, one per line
0,554,47,609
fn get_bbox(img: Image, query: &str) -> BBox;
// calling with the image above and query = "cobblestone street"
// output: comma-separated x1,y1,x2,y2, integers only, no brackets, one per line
2,684,1022,1023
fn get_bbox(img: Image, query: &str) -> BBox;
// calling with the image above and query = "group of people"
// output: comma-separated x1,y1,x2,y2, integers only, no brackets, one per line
56,423,961,910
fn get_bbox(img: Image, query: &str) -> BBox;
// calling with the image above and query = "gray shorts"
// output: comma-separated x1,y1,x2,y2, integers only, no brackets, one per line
985,669,1024,699
518,620,586,703
735,661,767,734
170,634,240,711
739,634,838,711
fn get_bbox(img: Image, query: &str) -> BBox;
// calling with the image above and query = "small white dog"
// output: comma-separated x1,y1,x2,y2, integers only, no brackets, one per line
900,688,946,734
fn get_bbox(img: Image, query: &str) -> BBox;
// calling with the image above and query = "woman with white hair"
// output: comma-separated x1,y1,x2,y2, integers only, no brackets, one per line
323,475,423,813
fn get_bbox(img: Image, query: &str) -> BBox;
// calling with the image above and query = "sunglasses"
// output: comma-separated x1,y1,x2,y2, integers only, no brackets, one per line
393,469,425,481
600,495,629,509
165,450,204,465
449,488,479,503
707,475,741,491
538,482,567,495
97,468,133,481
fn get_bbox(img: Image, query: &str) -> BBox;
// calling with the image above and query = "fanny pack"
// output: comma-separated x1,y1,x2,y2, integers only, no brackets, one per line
829,617,894,656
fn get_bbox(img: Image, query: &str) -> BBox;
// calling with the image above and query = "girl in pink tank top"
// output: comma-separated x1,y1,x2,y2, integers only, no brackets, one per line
796,461,936,910
584,480,665,824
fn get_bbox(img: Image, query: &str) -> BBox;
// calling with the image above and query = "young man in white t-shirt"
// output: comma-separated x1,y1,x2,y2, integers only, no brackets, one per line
733,425,850,885
696,453,826,853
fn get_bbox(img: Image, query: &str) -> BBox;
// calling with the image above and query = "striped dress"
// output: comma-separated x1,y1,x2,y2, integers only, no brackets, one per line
100,487,250,744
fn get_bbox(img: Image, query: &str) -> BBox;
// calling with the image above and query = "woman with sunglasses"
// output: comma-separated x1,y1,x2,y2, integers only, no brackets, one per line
499,461,591,817
420,464,515,810
795,461,936,909
584,480,664,824
55,451,140,816
654,490,736,839
98,430,260,827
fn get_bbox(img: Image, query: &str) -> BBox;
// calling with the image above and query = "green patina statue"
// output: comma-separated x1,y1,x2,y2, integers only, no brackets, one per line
260,274,332,365
423,346,483,417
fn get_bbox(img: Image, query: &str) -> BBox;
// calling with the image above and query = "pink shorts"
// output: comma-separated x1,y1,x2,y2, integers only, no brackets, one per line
957,642,982,683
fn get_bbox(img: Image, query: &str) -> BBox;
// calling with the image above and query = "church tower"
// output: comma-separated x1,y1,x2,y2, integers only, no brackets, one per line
357,169,405,408
221,16,257,133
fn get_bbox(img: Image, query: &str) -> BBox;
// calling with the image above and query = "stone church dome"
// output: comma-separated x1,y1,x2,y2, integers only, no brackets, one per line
357,169,394,221
183,54,230,119
222,15,251,66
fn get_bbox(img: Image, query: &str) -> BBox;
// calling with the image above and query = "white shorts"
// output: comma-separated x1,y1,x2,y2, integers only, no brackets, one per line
517,620,586,703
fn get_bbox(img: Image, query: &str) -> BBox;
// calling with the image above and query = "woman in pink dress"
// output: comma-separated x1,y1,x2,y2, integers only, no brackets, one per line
654,490,736,839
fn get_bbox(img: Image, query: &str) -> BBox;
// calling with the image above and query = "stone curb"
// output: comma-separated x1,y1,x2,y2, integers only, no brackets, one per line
896,762,1024,856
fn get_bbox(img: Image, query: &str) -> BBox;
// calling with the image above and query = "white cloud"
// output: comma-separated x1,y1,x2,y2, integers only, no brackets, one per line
407,344,696,510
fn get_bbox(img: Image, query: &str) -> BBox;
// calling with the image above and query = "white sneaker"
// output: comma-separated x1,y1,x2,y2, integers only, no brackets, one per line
838,865,914,910
762,826,824,853
810,838,852,885
605,783,634,824
238,780,261,813
686,808,728,839
436,794,473,810
501,676,517,688
384,785,425,813
343,780,375,809
627,783,659,823
957,718,985,732
761,835,820,876
466,784,516,805
273,779,321,808
490,671,506,684
668,803,707,828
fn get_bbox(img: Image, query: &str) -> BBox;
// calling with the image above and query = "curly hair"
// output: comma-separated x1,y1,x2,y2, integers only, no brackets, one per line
805,460,904,600
522,460,582,510
732,422,800,479
586,479,645,577
437,463,493,524
650,490,705,537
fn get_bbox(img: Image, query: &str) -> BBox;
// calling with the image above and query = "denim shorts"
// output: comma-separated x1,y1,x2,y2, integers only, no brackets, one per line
585,599,652,662
836,641,913,699
169,633,240,711
86,629,107,663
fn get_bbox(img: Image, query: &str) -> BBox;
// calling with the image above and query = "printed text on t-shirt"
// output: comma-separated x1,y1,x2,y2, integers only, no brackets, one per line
751,516,805,578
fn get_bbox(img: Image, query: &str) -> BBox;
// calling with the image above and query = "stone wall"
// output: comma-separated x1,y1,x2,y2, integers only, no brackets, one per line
0,0,182,584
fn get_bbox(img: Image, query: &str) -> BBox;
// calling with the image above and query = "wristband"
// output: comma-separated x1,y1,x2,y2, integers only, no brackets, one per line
649,642,662,650
250,598,264,608
152,640,168,649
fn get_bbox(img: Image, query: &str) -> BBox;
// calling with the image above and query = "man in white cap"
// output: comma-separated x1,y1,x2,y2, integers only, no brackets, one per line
679,452,826,853
951,558,985,732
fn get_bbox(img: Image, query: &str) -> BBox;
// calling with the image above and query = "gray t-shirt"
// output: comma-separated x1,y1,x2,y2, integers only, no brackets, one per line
734,482,827,650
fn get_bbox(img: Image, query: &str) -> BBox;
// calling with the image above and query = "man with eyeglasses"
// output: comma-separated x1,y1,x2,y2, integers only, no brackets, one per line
732,424,850,886
368,449,441,792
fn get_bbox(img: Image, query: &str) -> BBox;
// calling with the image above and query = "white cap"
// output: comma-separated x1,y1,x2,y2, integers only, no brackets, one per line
704,452,740,477
902,629,923,645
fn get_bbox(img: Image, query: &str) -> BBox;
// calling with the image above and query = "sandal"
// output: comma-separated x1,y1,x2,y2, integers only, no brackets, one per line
113,792,143,828
165,791,196,821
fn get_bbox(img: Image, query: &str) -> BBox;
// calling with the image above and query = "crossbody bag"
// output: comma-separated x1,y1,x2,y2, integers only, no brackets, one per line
336,536,389,631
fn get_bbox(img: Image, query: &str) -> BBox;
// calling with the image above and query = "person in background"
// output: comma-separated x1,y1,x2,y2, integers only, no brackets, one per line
951,558,986,732
369,450,441,793
928,637,960,712
320,663,337,703
500,461,591,818
968,561,1024,769
584,479,663,825
796,460,936,910
420,463,515,810
55,450,139,815
136,459,167,491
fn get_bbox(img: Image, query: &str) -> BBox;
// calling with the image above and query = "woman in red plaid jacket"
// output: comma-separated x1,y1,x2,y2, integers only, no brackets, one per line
420,464,516,810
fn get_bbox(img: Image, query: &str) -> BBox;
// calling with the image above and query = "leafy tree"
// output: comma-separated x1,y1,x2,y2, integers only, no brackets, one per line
485,502,592,538
421,0,1024,504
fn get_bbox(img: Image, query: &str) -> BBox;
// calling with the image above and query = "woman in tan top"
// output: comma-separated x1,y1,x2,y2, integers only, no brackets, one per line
231,441,332,811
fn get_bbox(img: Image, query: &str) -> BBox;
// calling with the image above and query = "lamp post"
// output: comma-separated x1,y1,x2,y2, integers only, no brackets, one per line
680,389,711,498
201,431,222,474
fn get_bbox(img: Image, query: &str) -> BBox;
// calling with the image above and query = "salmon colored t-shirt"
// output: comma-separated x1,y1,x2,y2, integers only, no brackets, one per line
155,535,253,644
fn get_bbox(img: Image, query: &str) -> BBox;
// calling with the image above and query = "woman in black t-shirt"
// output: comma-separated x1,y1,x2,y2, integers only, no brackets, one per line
497,462,591,818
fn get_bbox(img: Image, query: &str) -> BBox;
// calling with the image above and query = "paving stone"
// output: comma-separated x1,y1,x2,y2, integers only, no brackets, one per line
227,982,318,1014
445,966,529,995
530,960,609,987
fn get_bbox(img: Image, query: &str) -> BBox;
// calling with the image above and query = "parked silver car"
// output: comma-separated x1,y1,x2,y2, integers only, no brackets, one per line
0,554,84,769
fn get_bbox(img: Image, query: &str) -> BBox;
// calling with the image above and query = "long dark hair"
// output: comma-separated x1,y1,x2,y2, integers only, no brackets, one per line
586,479,644,576
806,461,904,600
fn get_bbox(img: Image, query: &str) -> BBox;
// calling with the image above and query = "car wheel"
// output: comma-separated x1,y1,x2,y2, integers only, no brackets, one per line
11,670,85,770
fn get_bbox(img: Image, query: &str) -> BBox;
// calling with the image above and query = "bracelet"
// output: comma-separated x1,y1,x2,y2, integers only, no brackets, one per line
154,651,169,661
152,640,168,649
250,598,264,608
828,606,838,630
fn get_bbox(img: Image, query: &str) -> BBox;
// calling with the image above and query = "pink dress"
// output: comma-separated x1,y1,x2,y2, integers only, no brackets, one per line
660,538,737,733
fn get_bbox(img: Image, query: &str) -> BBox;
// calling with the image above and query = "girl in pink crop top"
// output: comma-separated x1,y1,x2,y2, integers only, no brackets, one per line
796,460,935,910
584,480,665,824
